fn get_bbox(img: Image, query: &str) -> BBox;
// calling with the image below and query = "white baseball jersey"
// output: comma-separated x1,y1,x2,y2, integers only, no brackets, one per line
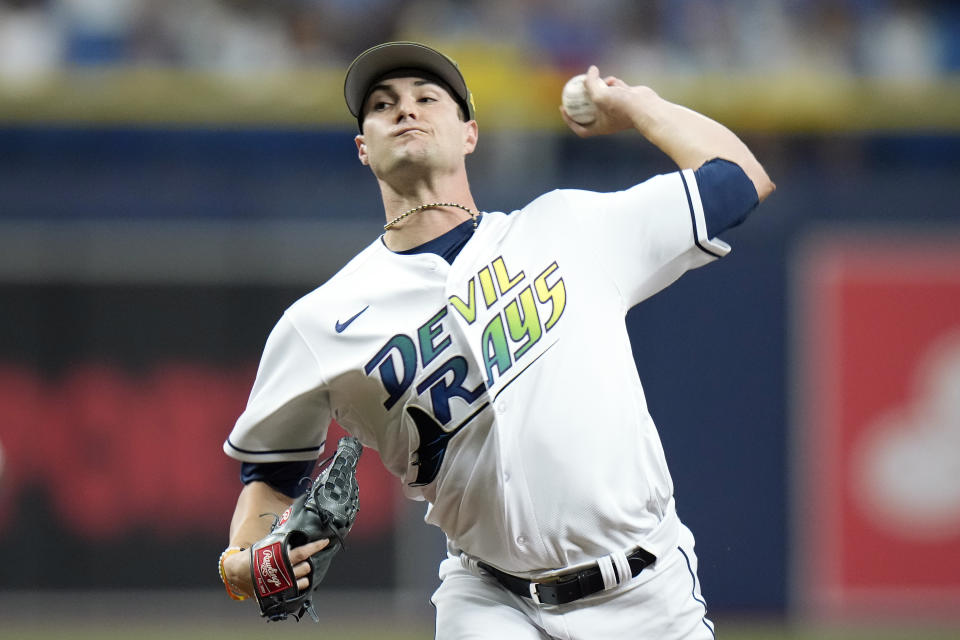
225,168,730,577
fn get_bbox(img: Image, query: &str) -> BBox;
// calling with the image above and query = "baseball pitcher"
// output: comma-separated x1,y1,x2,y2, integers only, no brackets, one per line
219,41,774,638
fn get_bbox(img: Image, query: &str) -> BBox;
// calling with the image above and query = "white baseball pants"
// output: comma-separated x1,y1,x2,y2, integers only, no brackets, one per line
431,525,715,639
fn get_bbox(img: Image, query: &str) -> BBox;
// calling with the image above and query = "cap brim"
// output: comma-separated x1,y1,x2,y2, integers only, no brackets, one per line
344,41,472,122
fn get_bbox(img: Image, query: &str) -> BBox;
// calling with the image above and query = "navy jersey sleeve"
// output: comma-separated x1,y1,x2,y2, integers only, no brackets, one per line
240,459,316,498
694,158,759,237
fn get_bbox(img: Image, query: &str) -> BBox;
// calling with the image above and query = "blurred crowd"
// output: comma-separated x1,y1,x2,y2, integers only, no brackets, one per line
0,0,958,81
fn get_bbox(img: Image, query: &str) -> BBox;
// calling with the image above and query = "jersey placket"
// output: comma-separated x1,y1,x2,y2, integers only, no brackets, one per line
443,234,549,568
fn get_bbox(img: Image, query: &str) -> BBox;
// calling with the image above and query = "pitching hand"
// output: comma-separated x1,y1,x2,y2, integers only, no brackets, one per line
560,65,660,138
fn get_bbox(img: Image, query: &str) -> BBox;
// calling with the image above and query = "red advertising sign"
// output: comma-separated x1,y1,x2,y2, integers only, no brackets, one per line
796,237,960,619
0,362,400,541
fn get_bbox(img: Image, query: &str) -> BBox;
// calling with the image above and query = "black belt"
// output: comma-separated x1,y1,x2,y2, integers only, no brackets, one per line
477,547,656,606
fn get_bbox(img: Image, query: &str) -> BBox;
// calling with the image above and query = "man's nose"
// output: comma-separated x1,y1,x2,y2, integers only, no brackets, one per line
395,96,418,122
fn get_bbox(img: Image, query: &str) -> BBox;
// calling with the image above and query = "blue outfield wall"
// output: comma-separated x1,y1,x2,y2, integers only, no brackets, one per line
0,127,957,612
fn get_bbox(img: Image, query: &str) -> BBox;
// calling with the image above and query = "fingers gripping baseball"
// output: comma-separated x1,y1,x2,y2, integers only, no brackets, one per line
560,65,654,138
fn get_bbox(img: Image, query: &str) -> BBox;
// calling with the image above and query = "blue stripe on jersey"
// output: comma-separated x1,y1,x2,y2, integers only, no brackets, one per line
694,158,759,237
241,459,316,498
679,171,725,259
396,214,482,264
226,438,323,456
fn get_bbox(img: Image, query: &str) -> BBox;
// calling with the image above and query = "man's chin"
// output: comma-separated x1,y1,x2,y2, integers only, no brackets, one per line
378,150,438,176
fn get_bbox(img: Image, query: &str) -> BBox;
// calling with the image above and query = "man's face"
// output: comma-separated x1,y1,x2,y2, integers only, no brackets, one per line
354,76,477,180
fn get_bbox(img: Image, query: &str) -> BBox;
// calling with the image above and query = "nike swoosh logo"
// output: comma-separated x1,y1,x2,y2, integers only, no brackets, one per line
335,306,369,333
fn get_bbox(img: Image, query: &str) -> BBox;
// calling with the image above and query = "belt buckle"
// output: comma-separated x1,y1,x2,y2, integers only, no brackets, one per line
528,581,542,606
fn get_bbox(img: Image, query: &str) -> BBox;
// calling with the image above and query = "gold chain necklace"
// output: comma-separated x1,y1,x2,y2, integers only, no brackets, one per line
383,202,478,231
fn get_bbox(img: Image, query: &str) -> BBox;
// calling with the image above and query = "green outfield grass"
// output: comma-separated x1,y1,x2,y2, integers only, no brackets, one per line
3,621,959,640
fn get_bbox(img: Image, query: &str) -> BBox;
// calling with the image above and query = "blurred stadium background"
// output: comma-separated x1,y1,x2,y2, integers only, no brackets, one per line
1,1,959,638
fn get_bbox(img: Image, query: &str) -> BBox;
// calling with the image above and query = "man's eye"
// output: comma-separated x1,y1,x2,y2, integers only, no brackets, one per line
373,101,390,111
418,96,437,103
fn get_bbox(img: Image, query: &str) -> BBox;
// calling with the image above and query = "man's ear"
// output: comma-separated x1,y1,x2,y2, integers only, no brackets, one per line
355,134,369,166
463,120,478,155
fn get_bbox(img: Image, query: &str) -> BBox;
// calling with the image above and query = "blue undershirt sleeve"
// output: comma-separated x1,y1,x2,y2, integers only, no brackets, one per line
240,460,316,498
694,158,759,237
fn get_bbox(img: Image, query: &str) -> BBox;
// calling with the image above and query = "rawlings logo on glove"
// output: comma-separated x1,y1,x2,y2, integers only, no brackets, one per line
254,543,293,595
250,436,362,622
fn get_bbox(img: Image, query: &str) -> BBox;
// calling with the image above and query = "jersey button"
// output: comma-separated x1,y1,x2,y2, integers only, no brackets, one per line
496,401,507,413
516,535,527,546
503,472,510,483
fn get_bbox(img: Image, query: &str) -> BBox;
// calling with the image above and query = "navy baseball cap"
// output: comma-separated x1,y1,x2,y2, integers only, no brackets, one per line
344,41,475,130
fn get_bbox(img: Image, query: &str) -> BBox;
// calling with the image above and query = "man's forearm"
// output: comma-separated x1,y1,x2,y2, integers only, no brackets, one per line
229,480,294,547
631,93,775,202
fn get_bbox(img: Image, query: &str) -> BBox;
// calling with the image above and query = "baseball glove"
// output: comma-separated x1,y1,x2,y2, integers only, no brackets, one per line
249,436,362,622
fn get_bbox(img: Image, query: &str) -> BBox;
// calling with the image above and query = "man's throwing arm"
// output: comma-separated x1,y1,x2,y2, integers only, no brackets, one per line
563,65,775,203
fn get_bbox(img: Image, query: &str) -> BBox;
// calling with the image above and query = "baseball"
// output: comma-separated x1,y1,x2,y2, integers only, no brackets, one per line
561,74,597,126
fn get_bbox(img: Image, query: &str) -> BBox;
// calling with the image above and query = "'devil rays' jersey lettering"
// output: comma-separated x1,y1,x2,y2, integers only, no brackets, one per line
363,257,567,485
472,260,565,386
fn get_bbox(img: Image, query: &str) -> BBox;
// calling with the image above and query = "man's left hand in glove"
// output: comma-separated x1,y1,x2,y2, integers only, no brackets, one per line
220,509,328,603
220,436,362,622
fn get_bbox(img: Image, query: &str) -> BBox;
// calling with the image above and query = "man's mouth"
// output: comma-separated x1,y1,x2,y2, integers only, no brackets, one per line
395,127,427,136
